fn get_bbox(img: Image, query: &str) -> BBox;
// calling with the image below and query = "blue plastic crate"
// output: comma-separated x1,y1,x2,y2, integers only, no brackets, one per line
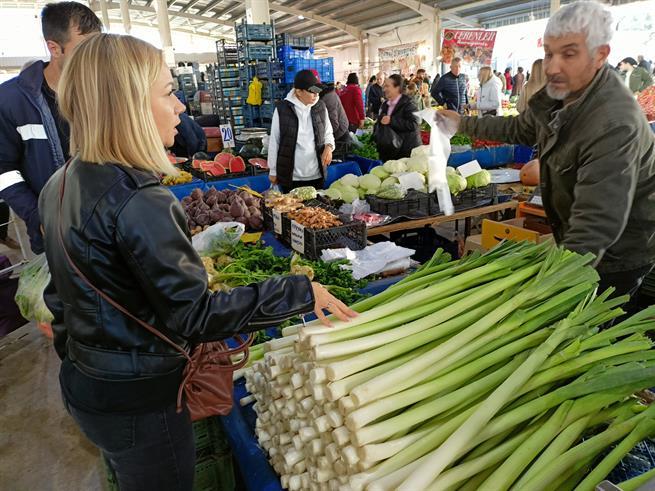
239,44,274,61
350,155,382,174
256,61,284,79
235,23,273,42
325,161,362,187
276,33,314,49
276,45,314,60
514,144,535,163
283,59,312,83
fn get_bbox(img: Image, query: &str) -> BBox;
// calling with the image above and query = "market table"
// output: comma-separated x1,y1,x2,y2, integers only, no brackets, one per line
367,200,519,236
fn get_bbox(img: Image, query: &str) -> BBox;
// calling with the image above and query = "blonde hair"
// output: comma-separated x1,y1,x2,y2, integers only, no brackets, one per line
478,66,493,86
517,59,546,112
58,33,176,175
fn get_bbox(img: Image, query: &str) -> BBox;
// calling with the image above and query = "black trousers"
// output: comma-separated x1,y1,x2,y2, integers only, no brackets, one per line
280,177,325,194
0,202,9,240
64,398,195,491
598,264,654,317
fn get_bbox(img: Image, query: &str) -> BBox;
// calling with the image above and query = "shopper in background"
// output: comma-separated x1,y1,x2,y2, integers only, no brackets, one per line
367,71,385,118
335,81,343,93
437,1,655,308
504,68,514,94
169,112,207,158
41,34,353,491
269,70,336,193
469,66,503,116
495,70,507,92
406,82,425,110
320,83,350,142
432,57,468,113
618,57,653,94
638,55,652,73
364,75,376,108
430,73,442,102
517,59,545,113
374,74,421,162
511,67,526,97
0,2,102,254
339,73,366,133
412,68,431,105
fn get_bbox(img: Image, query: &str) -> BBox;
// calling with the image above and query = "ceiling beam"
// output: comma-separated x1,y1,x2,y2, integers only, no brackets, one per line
441,0,501,16
388,0,481,27
89,1,235,27
196,0,225,16
269,2,363,40
211,1,242,19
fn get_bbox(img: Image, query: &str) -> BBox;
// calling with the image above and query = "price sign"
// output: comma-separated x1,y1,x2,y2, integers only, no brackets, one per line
273,210,282,235
291,221,305,254
457,160,483,178
220,124,235,148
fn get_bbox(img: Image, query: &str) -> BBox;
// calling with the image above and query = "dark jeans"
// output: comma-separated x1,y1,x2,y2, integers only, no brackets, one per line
280,177,324,194
598,264,654,317
63,398,195,491
0,202,9,240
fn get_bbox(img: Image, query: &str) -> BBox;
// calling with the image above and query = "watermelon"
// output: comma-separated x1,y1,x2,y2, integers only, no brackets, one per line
249,157,269,169
214,152,233,167
229,156,246,173
206,166,226,177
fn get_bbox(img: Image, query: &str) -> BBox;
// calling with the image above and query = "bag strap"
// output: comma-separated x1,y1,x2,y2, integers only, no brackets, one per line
57,161,194,362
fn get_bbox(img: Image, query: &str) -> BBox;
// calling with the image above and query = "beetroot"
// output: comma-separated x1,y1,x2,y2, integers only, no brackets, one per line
190,188,203,201
248,216,263,230
230,202,244,218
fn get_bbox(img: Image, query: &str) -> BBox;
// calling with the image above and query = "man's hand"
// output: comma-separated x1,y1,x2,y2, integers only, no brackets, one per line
381,115,391,125
358,119,365,129
269,175,278,185
321,146,333,166
311,282,357,326
435,110,461,135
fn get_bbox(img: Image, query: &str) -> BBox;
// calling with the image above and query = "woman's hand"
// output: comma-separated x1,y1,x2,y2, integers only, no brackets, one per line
321,146,333,166
381,115,391,125
269,175,278,185
311,282,357,326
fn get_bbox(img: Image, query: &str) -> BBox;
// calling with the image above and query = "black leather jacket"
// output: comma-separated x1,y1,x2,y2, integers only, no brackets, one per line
40,158,314,381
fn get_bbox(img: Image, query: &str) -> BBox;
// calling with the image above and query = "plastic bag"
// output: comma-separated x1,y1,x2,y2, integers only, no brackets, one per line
373,123,402,154
14,254,54,323
339,199,370,216
415,108,455,216
192,222,245,254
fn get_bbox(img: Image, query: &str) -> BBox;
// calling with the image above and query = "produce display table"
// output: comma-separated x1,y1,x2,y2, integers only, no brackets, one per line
367,200,519,236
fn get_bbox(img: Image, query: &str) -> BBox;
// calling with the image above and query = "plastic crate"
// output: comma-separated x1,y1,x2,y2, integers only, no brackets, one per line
291,214,367,260
430,184,497,215
283,59,312,83
194,453,236,491
235,23,273,42
219,68,239,78
276,45,314,60
367,190,432,218
256,61,284,79
276,33,314,49
222,87,240,98
239,44,274,61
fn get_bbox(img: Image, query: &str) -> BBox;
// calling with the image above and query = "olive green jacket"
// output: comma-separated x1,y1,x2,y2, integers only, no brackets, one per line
622,66,653,93
460,64,655,273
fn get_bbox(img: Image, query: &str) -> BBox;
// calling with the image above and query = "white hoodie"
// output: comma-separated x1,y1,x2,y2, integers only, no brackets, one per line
475,76,504,115
268,90,335,181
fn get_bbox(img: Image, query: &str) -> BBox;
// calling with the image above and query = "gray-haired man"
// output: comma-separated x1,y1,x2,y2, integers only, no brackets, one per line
438,1,655,306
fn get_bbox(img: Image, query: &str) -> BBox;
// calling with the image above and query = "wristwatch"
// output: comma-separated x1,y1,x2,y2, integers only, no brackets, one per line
326,143,335,151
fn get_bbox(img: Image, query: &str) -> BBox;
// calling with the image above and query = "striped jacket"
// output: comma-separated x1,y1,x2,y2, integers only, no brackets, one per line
0,61,65,253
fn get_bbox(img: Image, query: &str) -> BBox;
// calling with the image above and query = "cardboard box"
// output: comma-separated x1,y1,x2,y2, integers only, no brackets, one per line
481,217,553,251
207,137,223,153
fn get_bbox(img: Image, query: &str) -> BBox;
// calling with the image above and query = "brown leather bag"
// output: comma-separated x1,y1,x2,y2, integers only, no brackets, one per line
57,161,253,421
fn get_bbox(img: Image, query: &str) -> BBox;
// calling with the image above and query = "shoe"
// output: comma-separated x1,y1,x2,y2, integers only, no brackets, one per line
0,237,20,250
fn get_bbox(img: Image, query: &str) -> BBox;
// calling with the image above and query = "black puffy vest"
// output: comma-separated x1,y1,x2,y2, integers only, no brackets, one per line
275,99,328,187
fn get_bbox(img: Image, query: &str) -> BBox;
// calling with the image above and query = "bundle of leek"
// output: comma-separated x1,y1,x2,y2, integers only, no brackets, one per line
244,242,655,491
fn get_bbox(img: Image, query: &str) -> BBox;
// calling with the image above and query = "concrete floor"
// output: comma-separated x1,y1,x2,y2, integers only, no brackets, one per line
0,324,103,491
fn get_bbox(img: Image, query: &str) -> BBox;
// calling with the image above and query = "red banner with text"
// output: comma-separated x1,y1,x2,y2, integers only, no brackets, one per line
441,29,497,65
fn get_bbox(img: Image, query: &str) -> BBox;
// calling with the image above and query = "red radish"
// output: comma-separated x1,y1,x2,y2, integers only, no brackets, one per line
229,156,246,173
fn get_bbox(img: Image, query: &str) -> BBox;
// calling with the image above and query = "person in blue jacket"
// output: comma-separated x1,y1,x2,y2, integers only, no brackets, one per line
0,2,102,253
433,57,469,113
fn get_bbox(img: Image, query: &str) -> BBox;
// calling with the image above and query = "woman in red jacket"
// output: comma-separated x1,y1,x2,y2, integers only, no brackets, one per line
339,73,365,133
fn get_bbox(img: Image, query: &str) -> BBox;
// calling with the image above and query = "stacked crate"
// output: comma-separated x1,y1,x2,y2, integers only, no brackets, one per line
275,33,334,84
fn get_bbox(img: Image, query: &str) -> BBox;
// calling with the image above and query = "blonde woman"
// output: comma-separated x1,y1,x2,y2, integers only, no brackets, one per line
38,34,354,491
470,66,503,116
517,59,545,113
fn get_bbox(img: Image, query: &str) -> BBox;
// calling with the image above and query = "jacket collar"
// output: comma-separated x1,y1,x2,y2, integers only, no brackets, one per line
73,157,161,189
18,60,48,97
528,63,611,130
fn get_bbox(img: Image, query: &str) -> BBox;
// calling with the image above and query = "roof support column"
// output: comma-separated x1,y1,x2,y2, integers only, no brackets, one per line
359,38,366,84
154,0,175,65
550,0,560,15
98,0,110,30
246,0,271,25
119,0,131,34
433,11,443,75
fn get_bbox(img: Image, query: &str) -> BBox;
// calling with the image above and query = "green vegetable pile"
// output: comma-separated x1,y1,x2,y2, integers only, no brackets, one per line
450,133,473,146
202,241,368,305
352,133,380,160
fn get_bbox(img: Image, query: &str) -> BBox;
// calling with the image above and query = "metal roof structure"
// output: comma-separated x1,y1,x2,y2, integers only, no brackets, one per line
0,0,634,52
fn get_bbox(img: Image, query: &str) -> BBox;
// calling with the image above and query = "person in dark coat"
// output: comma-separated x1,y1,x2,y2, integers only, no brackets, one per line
374,74,421,162
367,72,385,119
433,58,468,113
320,83,350,142
169,112,207,158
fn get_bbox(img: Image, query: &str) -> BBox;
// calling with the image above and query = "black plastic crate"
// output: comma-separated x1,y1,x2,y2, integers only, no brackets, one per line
262,204,291,239
430,184,497,215
367,190,432,218
190,167,251,182
288,215,367,260
276,33,314,49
